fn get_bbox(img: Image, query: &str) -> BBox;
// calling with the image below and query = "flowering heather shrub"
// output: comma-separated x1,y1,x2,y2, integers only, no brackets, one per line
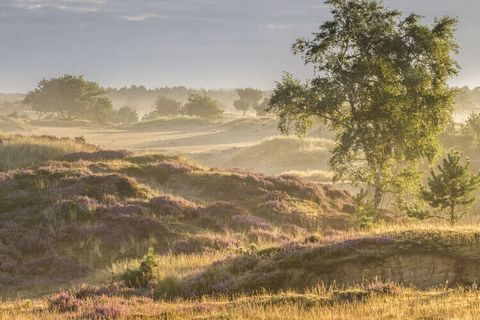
80,303,126,319
48,197,98,221
204,201,247,217
155,160,196,174
281,224,308,237
171,234,239,254
48,291,81,312
231,215,272,230
125,154,180,165
247,228,292,244
326,236,394,252
0,173,12,186
101,204,146,216
149,194,199,217
145,160,200,184
63,150,133,162
81,174,146,199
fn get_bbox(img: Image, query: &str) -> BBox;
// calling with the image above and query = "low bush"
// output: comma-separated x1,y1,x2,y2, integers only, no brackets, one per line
48,291,81,312
80,303,125,319
121,248,157,288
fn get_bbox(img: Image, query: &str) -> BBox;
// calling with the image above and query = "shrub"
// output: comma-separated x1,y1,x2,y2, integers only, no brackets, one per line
143,96,181,119
80,303,125,319
113,106,138,125
121,248,157,288
182,94,223,119
48,291,81,312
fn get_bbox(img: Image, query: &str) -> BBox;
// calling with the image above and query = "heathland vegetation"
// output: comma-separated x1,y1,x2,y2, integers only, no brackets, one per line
3,0,480,319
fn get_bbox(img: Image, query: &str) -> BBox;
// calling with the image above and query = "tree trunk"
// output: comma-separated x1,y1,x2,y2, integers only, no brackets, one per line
243,109,246,117
450,204,456,225
373,187,383,211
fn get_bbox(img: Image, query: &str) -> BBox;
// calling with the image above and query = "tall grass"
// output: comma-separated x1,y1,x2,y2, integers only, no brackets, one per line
0,135,98,171
2,286,480,319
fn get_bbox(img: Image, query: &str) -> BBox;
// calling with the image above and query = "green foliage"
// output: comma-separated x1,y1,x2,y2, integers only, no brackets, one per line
113,106,139,125
233,88,263,116
421,151,480,224
144,96,182,119
182,94,223,119
23,75,113,122
460,112,480,145
268,0,459,210
352,189,376,229
121,248,158,288
86,96,114,125
455,86,480,113
255,97,271,116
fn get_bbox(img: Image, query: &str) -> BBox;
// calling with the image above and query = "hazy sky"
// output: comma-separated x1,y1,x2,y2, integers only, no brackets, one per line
1,0,479,92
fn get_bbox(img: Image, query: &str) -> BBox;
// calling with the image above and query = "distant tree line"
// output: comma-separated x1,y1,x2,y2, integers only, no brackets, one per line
21,75,244,125
455,86,480,113
143,94,223,120
20,75,274,125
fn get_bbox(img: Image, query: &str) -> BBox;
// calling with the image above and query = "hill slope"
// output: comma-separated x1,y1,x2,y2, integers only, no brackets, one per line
0,135,353,293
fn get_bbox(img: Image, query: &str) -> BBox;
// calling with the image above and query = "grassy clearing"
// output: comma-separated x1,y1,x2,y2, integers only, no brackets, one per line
0,134,98,171
193,136,334,177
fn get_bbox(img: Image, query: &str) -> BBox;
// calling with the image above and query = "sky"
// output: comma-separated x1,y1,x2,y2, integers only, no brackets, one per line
0,0,479,92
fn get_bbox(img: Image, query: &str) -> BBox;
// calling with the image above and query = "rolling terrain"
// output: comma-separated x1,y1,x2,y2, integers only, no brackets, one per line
1,134,479,319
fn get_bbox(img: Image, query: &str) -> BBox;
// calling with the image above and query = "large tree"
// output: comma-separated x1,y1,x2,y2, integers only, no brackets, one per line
23,75,112,121
268,0,459,209
233,88,263,117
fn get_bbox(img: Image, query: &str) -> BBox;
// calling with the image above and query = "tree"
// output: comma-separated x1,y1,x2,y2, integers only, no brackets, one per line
268,0,459,210
152,96,182,117
419,151,480,224
86,96,114,125
233,88,263,117
182,94,223,119
114,106,139,125
23,75,111,120
255,98,271,116
460,112,480,145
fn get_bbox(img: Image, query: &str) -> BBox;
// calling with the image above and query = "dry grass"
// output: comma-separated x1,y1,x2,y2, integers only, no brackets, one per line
193,136,334,177
280,169,333,182
0,134,98,171
2,286,480,319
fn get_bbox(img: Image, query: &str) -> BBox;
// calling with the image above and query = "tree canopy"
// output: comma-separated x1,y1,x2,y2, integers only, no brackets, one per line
410,151,480,224
153,96,182,117
182,94,223,119
268,0,459,209
233,88,263,116
23,75,113,122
